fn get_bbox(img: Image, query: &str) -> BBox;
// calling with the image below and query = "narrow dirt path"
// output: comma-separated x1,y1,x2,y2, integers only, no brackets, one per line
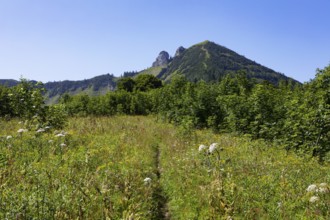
152,144,170,219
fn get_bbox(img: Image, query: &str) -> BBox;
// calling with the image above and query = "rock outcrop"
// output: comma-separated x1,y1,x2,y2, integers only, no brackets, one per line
152,51,170,67
175,46,185,57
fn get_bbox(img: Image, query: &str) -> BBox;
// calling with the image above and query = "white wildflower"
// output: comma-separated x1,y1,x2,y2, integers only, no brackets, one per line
44,126,51,130
306,184,317,192
198,144,207,152
209,143,218,153
318,187,329,193
144,177,151,184
36,128,45,133
318,183,329,193
17,128,27,133
6,135,13,140
48,140,54,143
60,143,67,147
309,196,319,203
55,133,65,137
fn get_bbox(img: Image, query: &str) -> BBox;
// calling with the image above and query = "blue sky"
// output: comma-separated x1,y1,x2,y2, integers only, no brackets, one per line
0,0,329,83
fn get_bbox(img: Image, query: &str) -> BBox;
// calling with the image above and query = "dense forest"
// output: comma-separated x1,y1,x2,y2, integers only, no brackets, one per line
0,64,329,161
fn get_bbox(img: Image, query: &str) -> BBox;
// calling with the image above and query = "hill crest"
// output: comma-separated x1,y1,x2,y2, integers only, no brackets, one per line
142,40,296,84
1,40,299,103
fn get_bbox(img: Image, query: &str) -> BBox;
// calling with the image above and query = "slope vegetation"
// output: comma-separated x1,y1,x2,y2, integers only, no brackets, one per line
159,41,296,84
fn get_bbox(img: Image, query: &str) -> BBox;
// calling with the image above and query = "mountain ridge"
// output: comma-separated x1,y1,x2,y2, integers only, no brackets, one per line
142,40,296,84
0,40,299,103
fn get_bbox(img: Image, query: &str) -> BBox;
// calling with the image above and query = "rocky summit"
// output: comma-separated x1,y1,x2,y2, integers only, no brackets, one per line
152,51,170,67
175,46,185,57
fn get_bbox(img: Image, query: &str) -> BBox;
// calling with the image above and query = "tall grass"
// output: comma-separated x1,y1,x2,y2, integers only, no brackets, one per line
0,116,329,219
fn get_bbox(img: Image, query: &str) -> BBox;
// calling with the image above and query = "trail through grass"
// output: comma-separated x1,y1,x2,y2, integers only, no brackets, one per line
0,116,329,219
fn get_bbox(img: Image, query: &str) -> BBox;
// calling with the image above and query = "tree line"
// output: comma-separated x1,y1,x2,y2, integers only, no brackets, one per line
1,65,329,160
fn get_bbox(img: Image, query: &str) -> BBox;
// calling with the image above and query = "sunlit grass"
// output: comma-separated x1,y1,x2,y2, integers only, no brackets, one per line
0,116,329,219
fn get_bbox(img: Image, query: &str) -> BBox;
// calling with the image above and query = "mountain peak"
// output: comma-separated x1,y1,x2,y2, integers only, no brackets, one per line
196,40,214,46
154,41,297,84
175,46,186,57
152,51,170,67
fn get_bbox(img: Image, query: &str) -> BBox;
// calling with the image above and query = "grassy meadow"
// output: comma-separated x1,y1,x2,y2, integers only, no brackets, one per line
0,116,329,219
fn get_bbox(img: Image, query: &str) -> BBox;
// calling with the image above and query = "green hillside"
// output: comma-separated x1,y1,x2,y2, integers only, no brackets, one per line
0,74,117,104
159,41,296,84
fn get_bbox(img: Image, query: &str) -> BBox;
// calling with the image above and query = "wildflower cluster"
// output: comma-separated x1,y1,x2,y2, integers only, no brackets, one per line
198,143,219,154
306,183,329,203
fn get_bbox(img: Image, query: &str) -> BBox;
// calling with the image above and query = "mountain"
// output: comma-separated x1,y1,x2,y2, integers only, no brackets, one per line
0,79,20,87
141,40,297,84
1,40,299,103
0,74,117,104
43,74,117,104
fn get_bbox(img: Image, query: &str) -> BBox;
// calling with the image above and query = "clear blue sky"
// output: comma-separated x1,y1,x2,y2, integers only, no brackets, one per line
0,0,329,83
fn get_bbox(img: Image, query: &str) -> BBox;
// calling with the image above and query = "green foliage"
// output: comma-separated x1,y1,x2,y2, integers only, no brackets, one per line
45,104,68,129
0,85,11,116
60,90,153,116
134,74,162,92
9,78,46,120
117,77,136,92
283,65,330,160
0,79,67,129
57,65,330,159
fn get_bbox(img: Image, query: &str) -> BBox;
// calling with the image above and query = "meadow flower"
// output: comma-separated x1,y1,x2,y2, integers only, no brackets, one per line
209,143,218,153
17,128,27,133
318,183,329,193
60,143,67,147
48,140,54,143
36,128,45,133
318,187,329,193
198,144,207,152
55,133,65,137
309,196,319,203
306,184,317,192
6,135,13,140
144,177,151,184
